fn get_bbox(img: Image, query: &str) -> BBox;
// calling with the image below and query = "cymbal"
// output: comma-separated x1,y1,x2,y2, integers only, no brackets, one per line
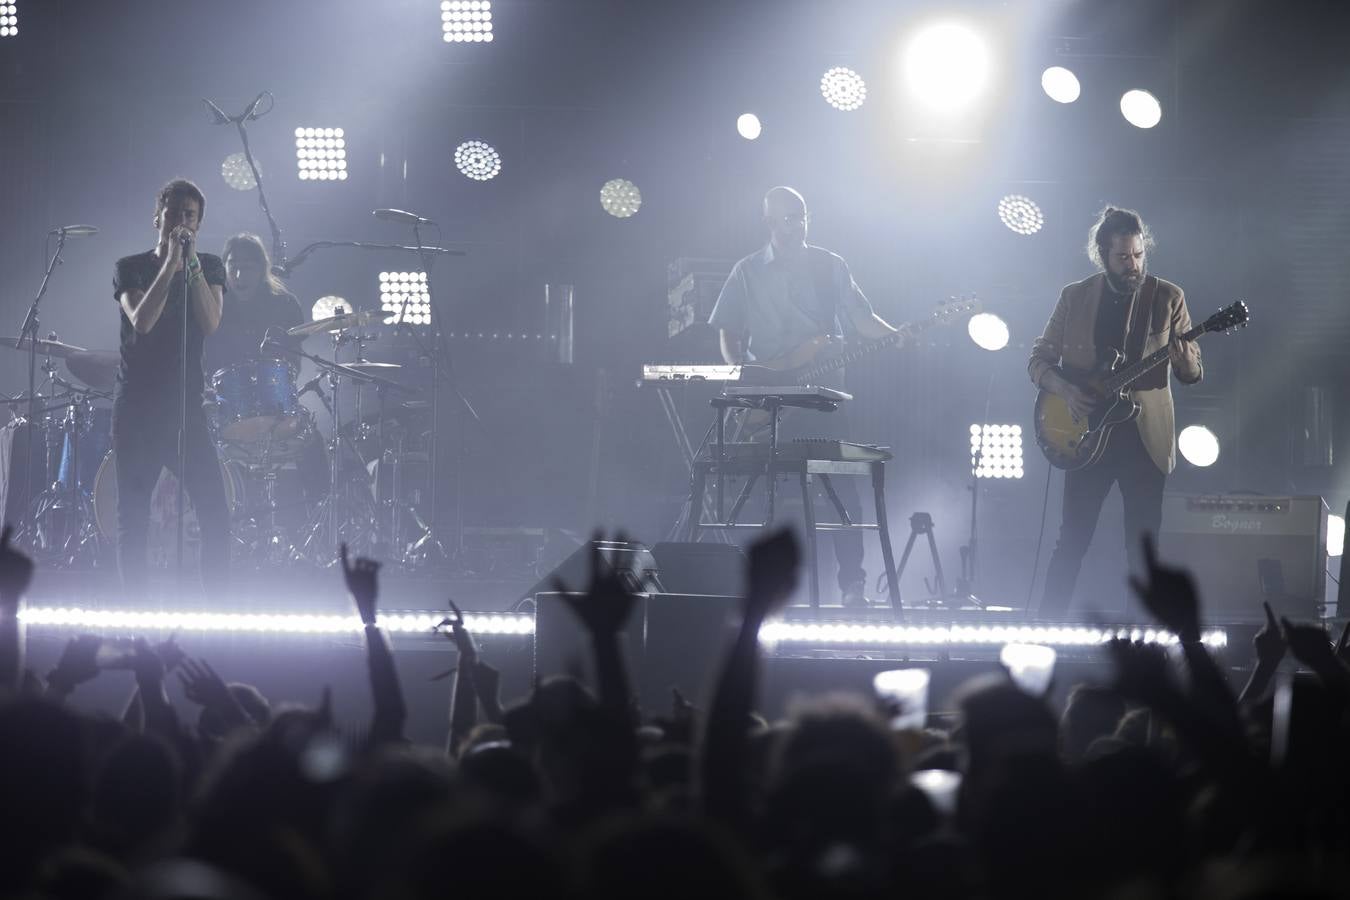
347,362,401,372
64,350,118,389
0,336,88,358
286,309,377,337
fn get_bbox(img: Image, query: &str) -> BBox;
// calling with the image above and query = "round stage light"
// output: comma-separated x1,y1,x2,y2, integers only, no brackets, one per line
454,140,501,180
1178,425,1220,467
600,178,642,218
737,113,762,140
997,194,1044,235
311,295,351,323
221,152,259,191
1120,89,1162,128
904,21,991,112
1328,514,1345,557
1040,66,1080,104
820,67,867,111
967,312,1009,351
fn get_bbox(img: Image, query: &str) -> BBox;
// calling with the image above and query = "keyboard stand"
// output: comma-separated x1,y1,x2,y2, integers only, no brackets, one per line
685,392,902,616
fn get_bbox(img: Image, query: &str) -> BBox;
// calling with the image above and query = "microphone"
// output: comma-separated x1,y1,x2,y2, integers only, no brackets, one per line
48,225,98,237
373,208,435,226
179,231,193,247
202,98,231,125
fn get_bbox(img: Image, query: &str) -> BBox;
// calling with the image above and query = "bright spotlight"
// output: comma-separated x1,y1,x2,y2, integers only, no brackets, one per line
971,424,1024,479
295,127,348,181
997,194,1043,235
1328,514,1344,557
820,67,867,111
967,313,1009,351
904,21,991,112
454,140,501,181
1120,89,1162,128
0,1,16,38
1177,425,1219,467
441,0,493,42
310,296,351,324
379,272,431,326
736,113,762,140
600,178,642,218
221,152,259,192
1040,66,1080,104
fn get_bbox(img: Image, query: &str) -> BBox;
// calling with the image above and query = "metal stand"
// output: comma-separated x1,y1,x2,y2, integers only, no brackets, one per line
892,512,950,608
16,232,70,548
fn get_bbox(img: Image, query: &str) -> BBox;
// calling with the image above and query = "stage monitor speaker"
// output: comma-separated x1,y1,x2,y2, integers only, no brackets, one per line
1160,494,1327,621
650,542,746,597
518,539,662,604
535,591,740,713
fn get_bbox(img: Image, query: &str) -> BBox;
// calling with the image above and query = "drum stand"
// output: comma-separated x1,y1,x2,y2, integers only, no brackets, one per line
24,364,104,567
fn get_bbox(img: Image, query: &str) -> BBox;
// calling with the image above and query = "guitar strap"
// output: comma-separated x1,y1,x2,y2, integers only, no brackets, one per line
1123,274,1158,362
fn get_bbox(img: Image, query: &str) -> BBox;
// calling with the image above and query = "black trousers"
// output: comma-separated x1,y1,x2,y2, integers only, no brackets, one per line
1040,423,1165,616
112,393,231,599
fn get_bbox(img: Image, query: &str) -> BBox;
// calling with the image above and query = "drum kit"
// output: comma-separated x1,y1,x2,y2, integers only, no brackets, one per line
4,309,434,572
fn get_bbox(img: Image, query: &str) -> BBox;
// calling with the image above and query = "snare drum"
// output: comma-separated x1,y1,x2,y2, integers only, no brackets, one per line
211,358,308,443
92,450,242,569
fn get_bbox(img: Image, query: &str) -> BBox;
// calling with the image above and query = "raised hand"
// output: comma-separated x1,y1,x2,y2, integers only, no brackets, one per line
554,535,639,637
177,657,233,710
1253,602,1286,670
1128,533,1201,642
1280,617,1337,671
0,525,35,604
340,543,381,626
445,598,478,662
47,635,102,693
153,632,186,673
745,527,800,621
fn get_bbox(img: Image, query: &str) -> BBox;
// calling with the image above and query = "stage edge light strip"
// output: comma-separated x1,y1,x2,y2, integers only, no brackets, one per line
757,621,1227,649
19,608,534,636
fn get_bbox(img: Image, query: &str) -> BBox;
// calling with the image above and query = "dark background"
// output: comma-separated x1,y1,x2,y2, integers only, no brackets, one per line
1,0,1348,613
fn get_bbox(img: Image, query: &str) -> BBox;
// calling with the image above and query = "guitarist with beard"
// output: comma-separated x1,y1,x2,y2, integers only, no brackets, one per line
710,186,899,606
1029,206,1203,616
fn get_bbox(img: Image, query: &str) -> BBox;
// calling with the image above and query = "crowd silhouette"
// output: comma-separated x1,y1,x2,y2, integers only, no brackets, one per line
1,523,1348,899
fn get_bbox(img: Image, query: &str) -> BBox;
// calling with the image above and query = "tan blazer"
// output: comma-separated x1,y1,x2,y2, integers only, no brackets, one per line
1028,273,1203,474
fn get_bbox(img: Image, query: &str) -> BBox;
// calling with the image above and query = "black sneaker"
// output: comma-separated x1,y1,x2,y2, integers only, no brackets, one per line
841,582,871,608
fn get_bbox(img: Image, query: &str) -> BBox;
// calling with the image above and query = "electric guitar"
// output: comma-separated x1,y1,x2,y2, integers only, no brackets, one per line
1033,300,1249,470
733,296,981,439
737,295,982,387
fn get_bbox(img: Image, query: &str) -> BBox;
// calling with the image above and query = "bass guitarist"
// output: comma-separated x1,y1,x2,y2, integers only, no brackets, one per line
710,186,899,606
1028,206,1202,616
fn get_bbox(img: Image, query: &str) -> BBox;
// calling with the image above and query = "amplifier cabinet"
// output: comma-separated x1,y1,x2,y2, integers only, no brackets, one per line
1160,494,1327,620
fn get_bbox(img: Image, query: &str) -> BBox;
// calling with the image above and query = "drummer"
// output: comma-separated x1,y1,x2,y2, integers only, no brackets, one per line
204,233,303,375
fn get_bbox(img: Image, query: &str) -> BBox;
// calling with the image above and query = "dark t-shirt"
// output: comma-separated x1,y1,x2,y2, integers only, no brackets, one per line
112,250,226,402
1094,282,1134,357
203,289,304,378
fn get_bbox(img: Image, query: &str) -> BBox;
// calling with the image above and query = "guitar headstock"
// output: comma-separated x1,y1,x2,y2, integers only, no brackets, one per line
932,294,983,321
1202,301,1249,334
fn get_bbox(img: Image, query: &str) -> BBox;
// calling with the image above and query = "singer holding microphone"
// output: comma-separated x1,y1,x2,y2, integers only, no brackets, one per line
111,178,230,598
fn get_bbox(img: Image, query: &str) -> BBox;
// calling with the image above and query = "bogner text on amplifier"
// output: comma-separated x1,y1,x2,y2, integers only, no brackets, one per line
1160,494,1328,621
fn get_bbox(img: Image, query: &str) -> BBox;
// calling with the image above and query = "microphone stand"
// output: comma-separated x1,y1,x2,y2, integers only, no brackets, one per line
177,234,191,588
208,93,287,268
17,231,69,548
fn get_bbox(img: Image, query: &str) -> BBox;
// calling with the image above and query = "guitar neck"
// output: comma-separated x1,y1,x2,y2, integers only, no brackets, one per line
1101,321,1206,393
797,330,903,383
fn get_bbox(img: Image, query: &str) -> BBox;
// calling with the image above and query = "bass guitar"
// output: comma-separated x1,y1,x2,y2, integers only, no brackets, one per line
738,295,981,387
1033,301,1249,470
